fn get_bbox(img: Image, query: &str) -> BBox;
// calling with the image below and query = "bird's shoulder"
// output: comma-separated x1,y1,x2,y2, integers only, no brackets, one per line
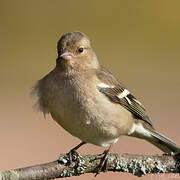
95,67,153,127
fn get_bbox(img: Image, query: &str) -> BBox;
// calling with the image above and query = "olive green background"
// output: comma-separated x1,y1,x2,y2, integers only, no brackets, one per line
0,0,180,179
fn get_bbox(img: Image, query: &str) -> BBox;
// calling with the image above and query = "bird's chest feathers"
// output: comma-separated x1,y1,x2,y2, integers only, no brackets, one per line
50,76,97,127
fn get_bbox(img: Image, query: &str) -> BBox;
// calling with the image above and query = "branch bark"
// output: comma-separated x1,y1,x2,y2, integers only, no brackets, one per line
0,153,180,179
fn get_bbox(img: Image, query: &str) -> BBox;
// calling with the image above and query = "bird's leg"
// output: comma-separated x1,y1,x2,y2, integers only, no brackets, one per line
67,142,86,164
95,145,112,176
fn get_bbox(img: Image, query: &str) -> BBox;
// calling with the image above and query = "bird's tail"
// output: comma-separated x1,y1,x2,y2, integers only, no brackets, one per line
146,129,180,153
132,123,180,153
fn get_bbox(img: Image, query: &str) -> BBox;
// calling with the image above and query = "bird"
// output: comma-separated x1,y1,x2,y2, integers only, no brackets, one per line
32,31,180,174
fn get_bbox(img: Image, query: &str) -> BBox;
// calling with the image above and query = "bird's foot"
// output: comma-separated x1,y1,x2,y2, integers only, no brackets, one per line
58,142,86,165
58,149,80,166
58,150,79,166
67,149,80,165
93,149,110,177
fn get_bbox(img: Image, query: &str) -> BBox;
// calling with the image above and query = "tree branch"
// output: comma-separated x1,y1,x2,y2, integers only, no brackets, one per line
1,153,180,179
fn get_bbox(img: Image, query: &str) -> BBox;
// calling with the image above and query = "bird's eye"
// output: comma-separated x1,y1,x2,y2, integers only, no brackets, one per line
78,47,84,53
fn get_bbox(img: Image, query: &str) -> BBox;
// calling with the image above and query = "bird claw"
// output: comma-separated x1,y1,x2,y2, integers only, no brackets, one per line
60,142,86,165
58,150,79,165
94,149,109,177
66,149,79,165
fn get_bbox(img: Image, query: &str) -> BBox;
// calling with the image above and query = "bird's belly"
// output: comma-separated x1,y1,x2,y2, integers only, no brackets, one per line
50,89,134,147
51,110,120,147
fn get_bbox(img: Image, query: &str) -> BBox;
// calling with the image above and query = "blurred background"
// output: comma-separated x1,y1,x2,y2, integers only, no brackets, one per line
0,0,180,179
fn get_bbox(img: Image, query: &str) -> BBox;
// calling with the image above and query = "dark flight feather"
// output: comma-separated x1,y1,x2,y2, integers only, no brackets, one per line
96,67,153,127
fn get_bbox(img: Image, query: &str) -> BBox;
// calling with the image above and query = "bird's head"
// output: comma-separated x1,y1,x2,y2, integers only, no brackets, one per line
56,31,99,72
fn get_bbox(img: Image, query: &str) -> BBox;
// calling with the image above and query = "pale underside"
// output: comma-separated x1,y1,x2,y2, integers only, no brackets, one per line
35,69,137,147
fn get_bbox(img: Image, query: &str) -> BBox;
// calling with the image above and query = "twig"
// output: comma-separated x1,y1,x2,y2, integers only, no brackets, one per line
0,153,180,179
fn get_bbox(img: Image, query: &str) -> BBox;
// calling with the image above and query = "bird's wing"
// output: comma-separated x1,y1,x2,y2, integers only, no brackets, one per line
96,67,153,127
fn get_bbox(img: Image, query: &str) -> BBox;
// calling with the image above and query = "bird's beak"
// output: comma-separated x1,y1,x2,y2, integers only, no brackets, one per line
60,51,73,61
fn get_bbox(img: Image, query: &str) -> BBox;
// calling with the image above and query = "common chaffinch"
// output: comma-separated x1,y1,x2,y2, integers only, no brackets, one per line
33,31,180,174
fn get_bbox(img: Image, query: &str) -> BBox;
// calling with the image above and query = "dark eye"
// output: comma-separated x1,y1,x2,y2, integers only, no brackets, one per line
78,47,84,53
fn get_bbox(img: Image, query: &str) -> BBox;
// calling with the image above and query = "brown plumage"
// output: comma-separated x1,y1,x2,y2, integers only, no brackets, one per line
32,31,180,174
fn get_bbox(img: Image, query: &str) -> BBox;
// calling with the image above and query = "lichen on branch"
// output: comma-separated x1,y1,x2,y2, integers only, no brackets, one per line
0,153,180,180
